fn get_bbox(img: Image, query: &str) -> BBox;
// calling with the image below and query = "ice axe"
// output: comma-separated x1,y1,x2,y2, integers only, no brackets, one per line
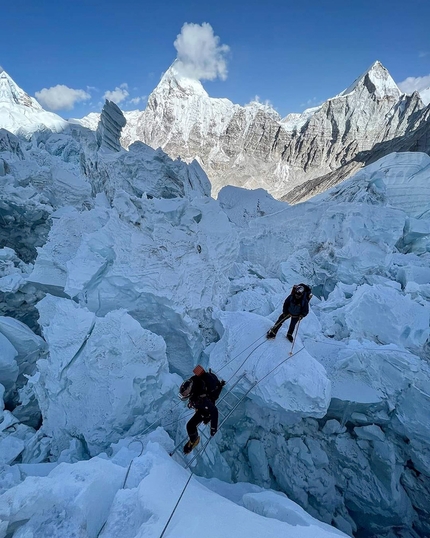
289,319,301,356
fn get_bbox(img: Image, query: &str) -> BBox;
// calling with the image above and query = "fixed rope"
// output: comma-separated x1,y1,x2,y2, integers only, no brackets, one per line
222,337,268,384
158,344,306,537
216,332,268,374
137,333,271,449
304,337,420,357
158,473,194,538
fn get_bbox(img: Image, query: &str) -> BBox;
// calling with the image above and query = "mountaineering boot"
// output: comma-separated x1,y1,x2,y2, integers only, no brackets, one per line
183,436,200,455
286,333,293,343
266,329,276,339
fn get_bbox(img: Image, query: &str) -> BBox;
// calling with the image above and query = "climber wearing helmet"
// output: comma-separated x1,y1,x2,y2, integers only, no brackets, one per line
179,365,225,454
266,283,312,342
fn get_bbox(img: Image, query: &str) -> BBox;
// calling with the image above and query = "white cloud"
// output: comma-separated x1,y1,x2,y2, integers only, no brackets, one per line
398,74,430,105
35,85,91,111
174,22,229,81
129,96,147,105
300,97,324,108
103,83,129,104
247,95,275,109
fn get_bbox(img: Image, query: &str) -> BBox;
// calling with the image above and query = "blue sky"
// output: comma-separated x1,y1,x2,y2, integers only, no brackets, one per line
1,0,429,119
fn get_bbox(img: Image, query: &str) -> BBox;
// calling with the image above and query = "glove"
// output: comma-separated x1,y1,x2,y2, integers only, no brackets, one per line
210,427,217,437
220,380,226,387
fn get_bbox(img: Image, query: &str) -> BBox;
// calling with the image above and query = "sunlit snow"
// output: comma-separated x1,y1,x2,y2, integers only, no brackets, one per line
0,83,430,538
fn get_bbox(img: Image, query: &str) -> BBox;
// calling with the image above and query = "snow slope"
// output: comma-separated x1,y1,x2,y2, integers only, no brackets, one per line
0,432,346,538
0,71,67,137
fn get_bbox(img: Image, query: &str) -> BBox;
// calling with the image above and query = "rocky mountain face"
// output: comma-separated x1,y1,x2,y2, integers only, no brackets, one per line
285,95,430,203
119,61,430,200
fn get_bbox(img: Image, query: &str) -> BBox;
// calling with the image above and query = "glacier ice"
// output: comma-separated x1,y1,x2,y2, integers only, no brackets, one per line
209,310,331,418
1,92,430,538
32,295,180,456
0,436,349,538
96,100,126,152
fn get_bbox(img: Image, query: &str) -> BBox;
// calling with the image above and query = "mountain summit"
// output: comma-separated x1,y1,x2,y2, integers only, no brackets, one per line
341,60,402,99
118,60,427,199
156,62,211,99
0,70,43,109
0,71,67,137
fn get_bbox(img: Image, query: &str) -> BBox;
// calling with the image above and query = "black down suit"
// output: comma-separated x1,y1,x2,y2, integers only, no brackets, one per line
186,373,222,442
268,286,310,339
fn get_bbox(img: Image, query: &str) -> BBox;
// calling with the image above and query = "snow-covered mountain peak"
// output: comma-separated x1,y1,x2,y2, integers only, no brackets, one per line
156,62,210,99
0,70,42,109
69,111,101,131
244,99,281,120
0,71,67,137
341,60,401,99
136,61,238,148
419,85,430,105
281,105,322,131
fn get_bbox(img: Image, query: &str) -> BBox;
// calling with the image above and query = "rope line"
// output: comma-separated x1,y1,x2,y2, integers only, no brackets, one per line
158,473,194,538
158,344,306,537
159,433,214,538
135,333,269,443
289,319,301,356
95,439,145,538
304,336,421,356
216,332,267,373
223,338,268,384
136,398,183,438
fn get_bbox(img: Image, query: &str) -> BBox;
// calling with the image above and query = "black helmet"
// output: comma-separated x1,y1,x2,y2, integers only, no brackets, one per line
179,379,193,400
294,285,305,297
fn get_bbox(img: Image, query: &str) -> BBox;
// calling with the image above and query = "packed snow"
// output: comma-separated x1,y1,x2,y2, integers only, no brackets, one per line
0,86,430,537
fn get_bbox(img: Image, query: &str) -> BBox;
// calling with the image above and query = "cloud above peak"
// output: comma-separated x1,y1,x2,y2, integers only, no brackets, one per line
174,22,230,81
35,85,91,111
103,83,129,104
398,74,430,105
248,95,275,110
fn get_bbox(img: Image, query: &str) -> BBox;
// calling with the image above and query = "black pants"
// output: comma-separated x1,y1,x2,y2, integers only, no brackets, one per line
271,313,300,336
187,410,210,442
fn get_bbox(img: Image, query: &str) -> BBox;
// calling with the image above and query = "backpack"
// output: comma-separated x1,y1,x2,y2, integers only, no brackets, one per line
193,365,224,402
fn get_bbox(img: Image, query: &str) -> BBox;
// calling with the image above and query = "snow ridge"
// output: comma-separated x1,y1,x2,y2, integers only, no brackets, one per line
0,71,67,137
116,60,427,200
340,60,402,99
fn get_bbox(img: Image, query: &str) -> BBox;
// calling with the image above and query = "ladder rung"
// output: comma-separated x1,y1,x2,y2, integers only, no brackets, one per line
200,430,210,441
225,391,240,401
